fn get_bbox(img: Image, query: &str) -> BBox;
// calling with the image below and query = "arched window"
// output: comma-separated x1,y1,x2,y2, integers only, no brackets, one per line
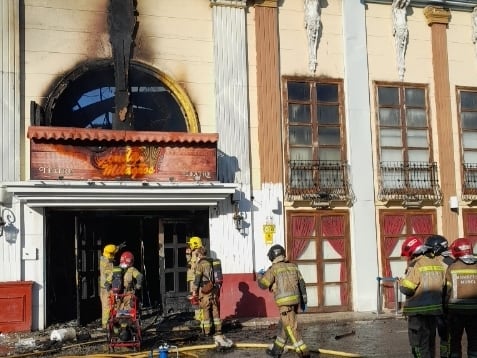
43,60,199,132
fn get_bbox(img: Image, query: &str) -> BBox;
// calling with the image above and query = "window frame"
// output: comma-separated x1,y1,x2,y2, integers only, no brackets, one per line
457,86,477,195
375,82,432,164
374,82,436,197
282,77,347,192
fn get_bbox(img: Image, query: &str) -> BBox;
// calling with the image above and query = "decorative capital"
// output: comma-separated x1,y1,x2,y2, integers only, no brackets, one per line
252,0,278,8
209,0,247,8
423,6,451,26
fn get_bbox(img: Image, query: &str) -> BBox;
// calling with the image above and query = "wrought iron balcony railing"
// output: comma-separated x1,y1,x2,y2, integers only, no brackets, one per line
377,161,442,204
286,160,354,205
462,163,477,200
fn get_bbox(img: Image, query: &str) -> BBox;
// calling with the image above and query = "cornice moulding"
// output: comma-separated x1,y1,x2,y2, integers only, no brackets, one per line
364,0,477,11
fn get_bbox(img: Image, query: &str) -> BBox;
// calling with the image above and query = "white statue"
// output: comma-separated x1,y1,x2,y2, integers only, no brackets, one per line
392,0,410,81
304,0,321,73
472,7,477,56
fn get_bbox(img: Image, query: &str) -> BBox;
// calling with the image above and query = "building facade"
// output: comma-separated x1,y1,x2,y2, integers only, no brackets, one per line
1,0,477,330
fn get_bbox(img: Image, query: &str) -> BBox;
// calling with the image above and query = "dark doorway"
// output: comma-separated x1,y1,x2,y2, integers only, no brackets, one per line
45,209,208,327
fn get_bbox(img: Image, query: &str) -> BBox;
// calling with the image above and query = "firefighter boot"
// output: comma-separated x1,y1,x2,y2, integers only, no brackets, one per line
213,334,233,348
266,344,283,358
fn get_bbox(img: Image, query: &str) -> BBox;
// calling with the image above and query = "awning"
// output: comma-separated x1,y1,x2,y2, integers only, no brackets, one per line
1,180,237,208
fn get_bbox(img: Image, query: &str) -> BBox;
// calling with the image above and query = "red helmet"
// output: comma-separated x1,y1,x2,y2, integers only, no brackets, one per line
120,251,134,268
401,236,427,258
450,238,473,258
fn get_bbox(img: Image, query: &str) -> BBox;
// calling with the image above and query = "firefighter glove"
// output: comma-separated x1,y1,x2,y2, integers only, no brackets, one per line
257,269,266,276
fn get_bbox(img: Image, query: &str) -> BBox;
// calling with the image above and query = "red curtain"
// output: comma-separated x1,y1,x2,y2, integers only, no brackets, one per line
465,213,477,250
382,215,405,304
410,215,433,235
322,216,347,305
291,216,314,260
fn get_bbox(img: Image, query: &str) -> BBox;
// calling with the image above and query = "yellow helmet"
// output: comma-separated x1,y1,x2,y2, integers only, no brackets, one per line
103,244,117,259
188,236,203,250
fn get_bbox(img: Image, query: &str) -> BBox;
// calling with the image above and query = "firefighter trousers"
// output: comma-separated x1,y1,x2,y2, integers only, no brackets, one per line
198,290,222,336
270,305,309,357
407,314,437,358
448,312,477,358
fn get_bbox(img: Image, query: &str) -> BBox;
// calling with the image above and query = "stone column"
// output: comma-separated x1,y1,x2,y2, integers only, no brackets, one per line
423,6,458,241
0,0,21,182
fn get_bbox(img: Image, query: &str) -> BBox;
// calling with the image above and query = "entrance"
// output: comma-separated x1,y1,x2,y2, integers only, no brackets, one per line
45,209,208,326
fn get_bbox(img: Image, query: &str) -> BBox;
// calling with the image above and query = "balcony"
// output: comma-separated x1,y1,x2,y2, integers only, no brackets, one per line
462,163,477,201
286,160,355,208
377,161,442,207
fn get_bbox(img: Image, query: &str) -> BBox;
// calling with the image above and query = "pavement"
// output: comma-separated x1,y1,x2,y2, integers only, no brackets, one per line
1,309,451,358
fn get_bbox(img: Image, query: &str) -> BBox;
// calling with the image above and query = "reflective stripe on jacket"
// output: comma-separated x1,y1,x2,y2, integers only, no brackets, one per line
399,255,446,316
258,260,307,307
445,259,477,313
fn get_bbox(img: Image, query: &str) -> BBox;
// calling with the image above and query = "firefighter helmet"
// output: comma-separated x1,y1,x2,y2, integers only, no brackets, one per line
120,251,134,268
103,244,118,259
401,236,428,258
267,244,286,262
425,235,449,256
450,238,474,259
188,236,203,250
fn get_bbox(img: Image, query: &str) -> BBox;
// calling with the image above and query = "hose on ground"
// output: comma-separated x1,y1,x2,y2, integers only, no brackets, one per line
59,342,362,357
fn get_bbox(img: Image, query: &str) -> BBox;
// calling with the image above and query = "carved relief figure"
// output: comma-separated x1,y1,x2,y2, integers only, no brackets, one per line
304,0,321,73
392,0,410,81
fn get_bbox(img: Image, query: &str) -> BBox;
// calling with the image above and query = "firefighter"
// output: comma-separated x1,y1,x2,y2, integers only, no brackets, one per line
425,234,453,358
257,244,310,358
192,247,233,348
187,236,203,291
399,236,446,358
187,236,203,321
99,242,124,329
445,238,477,358
117,251,143,310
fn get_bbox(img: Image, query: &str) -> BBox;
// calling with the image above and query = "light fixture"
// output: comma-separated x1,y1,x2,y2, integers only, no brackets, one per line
232,202,244,231
231,191,244,231
0,207,19,244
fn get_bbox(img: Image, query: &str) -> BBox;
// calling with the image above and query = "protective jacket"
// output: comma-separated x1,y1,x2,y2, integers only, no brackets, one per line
187,248,201,283
258,258,307,307
399,254,446,315
445,258,477,313
122,266,144,294
193,257,215,291
99,255,114,290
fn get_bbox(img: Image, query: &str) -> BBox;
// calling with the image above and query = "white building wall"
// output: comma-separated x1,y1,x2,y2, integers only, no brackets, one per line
209,1,253,274
0,0,21,182
22,205,45,330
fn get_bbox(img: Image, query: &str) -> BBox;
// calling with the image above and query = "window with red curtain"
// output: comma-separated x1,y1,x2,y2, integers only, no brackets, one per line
322,216,347,306
382,214,405,304
380,210,435,306
464,211,477,249
291,216,315,260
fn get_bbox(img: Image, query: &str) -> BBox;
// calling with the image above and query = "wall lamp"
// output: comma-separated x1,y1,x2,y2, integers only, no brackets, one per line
231,191,244,231
0,207,18,243
232,201,244,231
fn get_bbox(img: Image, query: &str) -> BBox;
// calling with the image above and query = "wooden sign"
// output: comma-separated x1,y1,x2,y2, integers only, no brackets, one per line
28,127,218,182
